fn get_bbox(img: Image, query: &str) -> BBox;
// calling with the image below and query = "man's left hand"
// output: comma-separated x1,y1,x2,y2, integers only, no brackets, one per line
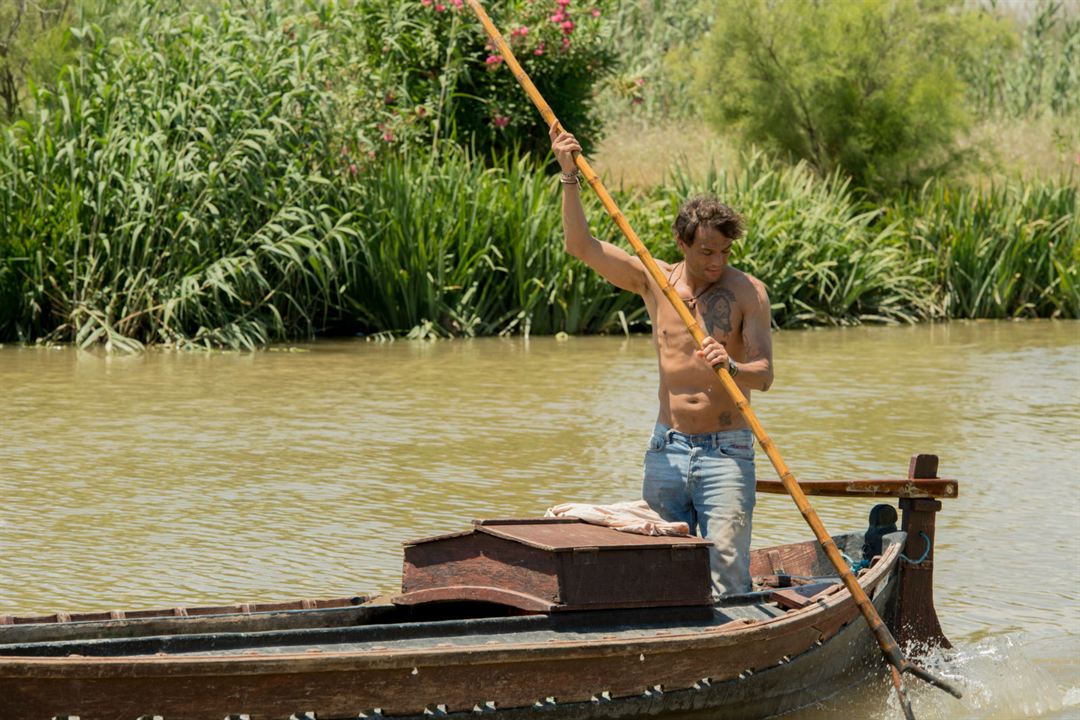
697,336,729,370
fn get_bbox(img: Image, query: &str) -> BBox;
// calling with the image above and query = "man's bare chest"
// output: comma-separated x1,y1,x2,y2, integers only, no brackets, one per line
691,284,742,340
653,284,743,345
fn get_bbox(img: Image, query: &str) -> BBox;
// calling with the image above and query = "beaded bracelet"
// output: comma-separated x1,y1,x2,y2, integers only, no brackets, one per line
559,169,580,185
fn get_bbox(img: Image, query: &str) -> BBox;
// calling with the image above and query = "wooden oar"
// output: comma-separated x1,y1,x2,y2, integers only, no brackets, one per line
463,1,962,716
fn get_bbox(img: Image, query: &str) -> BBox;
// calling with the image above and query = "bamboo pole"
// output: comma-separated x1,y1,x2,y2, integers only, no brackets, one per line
463,0,962,715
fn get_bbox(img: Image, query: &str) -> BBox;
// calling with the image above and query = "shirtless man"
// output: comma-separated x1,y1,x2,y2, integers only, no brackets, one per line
551,126,774,597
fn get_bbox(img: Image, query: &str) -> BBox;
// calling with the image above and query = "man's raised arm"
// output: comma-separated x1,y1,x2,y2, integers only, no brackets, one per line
550,126,648,296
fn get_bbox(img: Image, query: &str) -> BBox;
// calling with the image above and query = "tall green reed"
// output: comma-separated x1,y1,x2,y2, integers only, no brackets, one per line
0,5,354,350
340,145,646,338
893,179,1079,319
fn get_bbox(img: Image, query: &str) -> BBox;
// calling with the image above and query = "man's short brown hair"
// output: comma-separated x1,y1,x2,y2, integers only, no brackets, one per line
673,195,745,246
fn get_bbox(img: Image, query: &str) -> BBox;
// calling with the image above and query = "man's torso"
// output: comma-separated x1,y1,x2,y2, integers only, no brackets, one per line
643,262,757,434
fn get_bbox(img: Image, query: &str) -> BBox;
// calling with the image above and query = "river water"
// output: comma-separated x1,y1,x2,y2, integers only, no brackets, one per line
1,321,1077,719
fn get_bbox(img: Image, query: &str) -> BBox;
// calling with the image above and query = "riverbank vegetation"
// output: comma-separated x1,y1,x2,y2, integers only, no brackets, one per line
0,0,1076,349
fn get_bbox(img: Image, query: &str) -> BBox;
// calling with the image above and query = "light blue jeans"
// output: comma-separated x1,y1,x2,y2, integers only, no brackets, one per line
643,423,756,598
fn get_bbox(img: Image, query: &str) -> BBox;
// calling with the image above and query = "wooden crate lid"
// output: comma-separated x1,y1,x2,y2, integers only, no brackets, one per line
403,518,712,552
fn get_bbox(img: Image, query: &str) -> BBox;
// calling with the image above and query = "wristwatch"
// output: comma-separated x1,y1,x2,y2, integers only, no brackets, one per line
727,358,739,377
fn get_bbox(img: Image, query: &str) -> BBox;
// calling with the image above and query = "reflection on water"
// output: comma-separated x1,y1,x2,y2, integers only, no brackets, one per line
1,320,1077,718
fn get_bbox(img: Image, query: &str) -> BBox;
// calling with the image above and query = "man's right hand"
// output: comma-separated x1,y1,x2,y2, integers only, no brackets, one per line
549,124,581,174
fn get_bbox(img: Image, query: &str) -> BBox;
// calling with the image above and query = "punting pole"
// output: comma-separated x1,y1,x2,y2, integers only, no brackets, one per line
463,1,962,716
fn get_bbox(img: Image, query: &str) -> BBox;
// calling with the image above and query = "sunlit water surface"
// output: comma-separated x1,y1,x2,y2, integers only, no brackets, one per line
1,320,1077,719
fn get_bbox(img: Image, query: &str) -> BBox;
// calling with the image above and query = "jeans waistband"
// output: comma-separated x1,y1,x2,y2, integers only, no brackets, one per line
654,423,752,448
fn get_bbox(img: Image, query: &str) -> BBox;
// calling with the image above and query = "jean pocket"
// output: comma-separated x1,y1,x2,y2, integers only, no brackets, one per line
647,433,667,453
719,442,754,461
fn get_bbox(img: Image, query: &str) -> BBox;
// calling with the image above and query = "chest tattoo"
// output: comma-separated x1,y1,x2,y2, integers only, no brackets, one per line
697,286,737,337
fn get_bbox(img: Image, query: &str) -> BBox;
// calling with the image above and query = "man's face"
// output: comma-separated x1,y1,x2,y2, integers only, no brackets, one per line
678,225,732,283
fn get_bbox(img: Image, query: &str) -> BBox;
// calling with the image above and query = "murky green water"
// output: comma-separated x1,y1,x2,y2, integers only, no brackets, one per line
1,320,1077,719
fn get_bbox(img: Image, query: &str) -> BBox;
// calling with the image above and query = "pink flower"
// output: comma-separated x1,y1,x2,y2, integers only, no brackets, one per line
421,0,432,5
557,0,571,6
349,163,358,175
534,41,546,55
493,114,510,128
383,131,395,142
435,3,445,11
451,0,463,7
636,77,646,87
591,7,600,17
561,36,571,50
550,10,567,23
560,20,575,34
485,54,504,65
512,25,529,37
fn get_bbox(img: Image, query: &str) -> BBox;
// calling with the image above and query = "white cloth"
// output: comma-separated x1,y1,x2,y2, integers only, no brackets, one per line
544,499,690,537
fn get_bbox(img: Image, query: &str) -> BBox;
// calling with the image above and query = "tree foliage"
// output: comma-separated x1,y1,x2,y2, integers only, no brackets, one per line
695,0,991,193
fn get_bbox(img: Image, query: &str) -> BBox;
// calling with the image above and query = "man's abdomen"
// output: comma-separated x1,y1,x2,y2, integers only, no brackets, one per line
659,386,751,434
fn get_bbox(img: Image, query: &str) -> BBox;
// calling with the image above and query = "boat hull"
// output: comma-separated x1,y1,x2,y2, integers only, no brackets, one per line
0,545,900,720
436,583,894,720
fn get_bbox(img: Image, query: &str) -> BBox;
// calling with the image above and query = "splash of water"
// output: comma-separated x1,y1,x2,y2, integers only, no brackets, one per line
880,635,1070,720
791,634,1074,720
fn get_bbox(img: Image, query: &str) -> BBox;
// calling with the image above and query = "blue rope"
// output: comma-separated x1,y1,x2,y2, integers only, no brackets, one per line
900,531,933,565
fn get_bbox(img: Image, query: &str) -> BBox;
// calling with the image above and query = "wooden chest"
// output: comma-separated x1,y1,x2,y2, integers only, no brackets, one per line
394,518,713,612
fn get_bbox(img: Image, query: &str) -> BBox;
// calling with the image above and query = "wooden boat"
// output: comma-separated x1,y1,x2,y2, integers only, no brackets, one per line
0,454,957,720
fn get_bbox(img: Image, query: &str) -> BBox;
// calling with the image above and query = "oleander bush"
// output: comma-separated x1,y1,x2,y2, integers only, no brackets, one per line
2,0,619,154
321,0,617,162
